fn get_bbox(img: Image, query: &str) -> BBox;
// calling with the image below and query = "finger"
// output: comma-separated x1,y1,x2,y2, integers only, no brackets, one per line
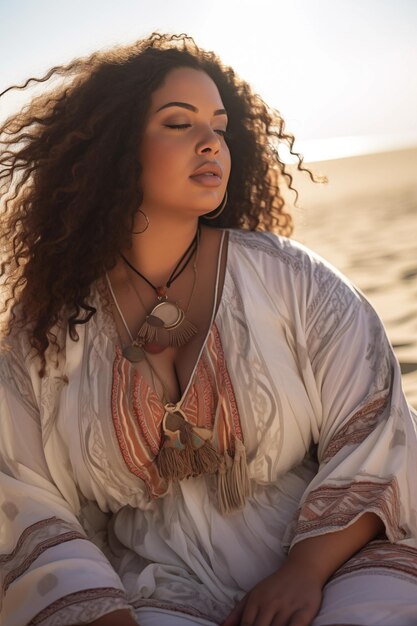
269,608,297,626
239,602,259,626
221,597,246,626
253,607,286,626
286,607,315,626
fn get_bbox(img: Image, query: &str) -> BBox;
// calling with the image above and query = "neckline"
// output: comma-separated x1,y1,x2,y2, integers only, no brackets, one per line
105,228,230,408
174,228,227,405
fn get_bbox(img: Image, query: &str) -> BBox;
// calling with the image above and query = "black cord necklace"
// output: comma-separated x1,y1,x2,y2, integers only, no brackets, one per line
119,226,201,355
121,226,200,299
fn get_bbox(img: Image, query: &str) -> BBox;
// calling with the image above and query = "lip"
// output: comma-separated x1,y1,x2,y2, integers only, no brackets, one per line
190,161,223,179
189,174,222,187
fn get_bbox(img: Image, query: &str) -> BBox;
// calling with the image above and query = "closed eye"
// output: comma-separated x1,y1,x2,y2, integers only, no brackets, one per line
164,124,230,138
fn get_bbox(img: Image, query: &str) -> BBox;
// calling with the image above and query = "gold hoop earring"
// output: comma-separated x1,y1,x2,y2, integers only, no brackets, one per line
132,209,149,234
202,190,228,221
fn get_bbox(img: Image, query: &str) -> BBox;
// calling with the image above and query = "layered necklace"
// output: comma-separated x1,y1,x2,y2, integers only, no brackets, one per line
116,226,201,362
106,230,252,514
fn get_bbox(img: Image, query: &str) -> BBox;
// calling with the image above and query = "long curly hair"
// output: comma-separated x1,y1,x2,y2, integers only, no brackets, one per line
0,32,324,374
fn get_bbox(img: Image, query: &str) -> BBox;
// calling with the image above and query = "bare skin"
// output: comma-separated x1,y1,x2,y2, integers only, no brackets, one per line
86,68,384,625
107,67,231,404
221,512,384,626
107,222,228,404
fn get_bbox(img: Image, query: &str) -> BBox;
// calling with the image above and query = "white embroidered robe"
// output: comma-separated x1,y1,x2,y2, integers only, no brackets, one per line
1,229,417,626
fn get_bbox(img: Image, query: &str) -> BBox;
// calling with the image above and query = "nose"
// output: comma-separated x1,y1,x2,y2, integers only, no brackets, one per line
196,127,221,155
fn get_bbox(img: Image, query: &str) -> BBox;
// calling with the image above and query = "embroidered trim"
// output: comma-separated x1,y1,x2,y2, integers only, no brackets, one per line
229,230,303,273
331,540,417,584
132,369,162,456
321,390,389,463
111,349,164,497
0,517,85,597
28,588,128,625
110,321,246,510
293,479,405,543
212,324,243,450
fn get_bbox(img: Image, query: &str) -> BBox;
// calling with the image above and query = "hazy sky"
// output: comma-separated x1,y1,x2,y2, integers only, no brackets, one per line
0,0,416,158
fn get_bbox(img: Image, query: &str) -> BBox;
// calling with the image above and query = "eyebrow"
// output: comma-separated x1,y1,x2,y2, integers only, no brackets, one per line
155,101,228,117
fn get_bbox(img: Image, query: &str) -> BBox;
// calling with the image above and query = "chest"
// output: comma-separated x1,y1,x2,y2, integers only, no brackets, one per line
54,256,318,512
60,310,315,510
108,231,228,405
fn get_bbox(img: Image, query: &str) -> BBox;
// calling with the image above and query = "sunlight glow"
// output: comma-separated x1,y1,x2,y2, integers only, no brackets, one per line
1,0,416,162
280,133,417,164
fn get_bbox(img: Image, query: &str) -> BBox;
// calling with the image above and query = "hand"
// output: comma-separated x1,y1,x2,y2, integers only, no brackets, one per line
221,562,322,626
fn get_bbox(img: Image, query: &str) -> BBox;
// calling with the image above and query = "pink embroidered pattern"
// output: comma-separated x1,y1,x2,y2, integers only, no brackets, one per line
294,479,405,542
331,540,417,583
212,323,243,445
321,390,389,463
132,371,163,456
111,351,152,485
28,588,128,625
110,322,244,500
0,517,85,597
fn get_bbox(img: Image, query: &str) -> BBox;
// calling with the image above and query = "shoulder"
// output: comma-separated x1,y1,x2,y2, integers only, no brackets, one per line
227,228,353,285
227,228,306,270
226,228,363,322
0,332,42,414
0,313,67,391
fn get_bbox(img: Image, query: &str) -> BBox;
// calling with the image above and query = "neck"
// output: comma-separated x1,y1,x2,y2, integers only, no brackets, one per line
121,216,201,287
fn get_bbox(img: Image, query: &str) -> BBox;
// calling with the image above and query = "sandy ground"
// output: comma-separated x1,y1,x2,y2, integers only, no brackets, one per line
282,145,417,409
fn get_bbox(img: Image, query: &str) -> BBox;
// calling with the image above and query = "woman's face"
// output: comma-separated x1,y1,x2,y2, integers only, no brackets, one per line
138,67,231,221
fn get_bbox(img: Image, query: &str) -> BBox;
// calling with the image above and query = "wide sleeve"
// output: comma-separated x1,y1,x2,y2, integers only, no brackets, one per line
285,254,417,551
0,341,133,626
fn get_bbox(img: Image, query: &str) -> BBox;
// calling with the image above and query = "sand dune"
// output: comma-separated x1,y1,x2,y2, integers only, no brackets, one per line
283,146,417,409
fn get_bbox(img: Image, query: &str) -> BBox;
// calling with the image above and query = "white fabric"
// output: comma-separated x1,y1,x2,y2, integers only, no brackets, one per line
1,229,417,626
313,566,417,625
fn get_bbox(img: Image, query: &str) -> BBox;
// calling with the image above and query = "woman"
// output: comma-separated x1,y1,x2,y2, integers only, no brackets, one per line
1,33,416,626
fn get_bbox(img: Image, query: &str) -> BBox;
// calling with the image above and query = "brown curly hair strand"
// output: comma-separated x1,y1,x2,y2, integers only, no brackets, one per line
0,32,325,375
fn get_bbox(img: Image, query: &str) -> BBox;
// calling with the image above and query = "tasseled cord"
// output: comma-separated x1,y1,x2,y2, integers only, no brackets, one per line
217,438,252,515
156,405,221,481
156,404,251,514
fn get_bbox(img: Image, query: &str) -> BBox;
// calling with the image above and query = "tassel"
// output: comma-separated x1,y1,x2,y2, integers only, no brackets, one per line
137,316,197,348
155,405,251,514
137,319,159,344
177,420,196,476
176,419,221,477
217,438,251,515
233,438,252,499
188,424,222,474
157,444,188,480
193,440,222,474
167,318,198,347
156,407,221,482
217,455,233,514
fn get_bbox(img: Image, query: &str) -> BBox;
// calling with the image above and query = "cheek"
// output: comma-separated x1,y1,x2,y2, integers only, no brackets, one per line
140,135,180,183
